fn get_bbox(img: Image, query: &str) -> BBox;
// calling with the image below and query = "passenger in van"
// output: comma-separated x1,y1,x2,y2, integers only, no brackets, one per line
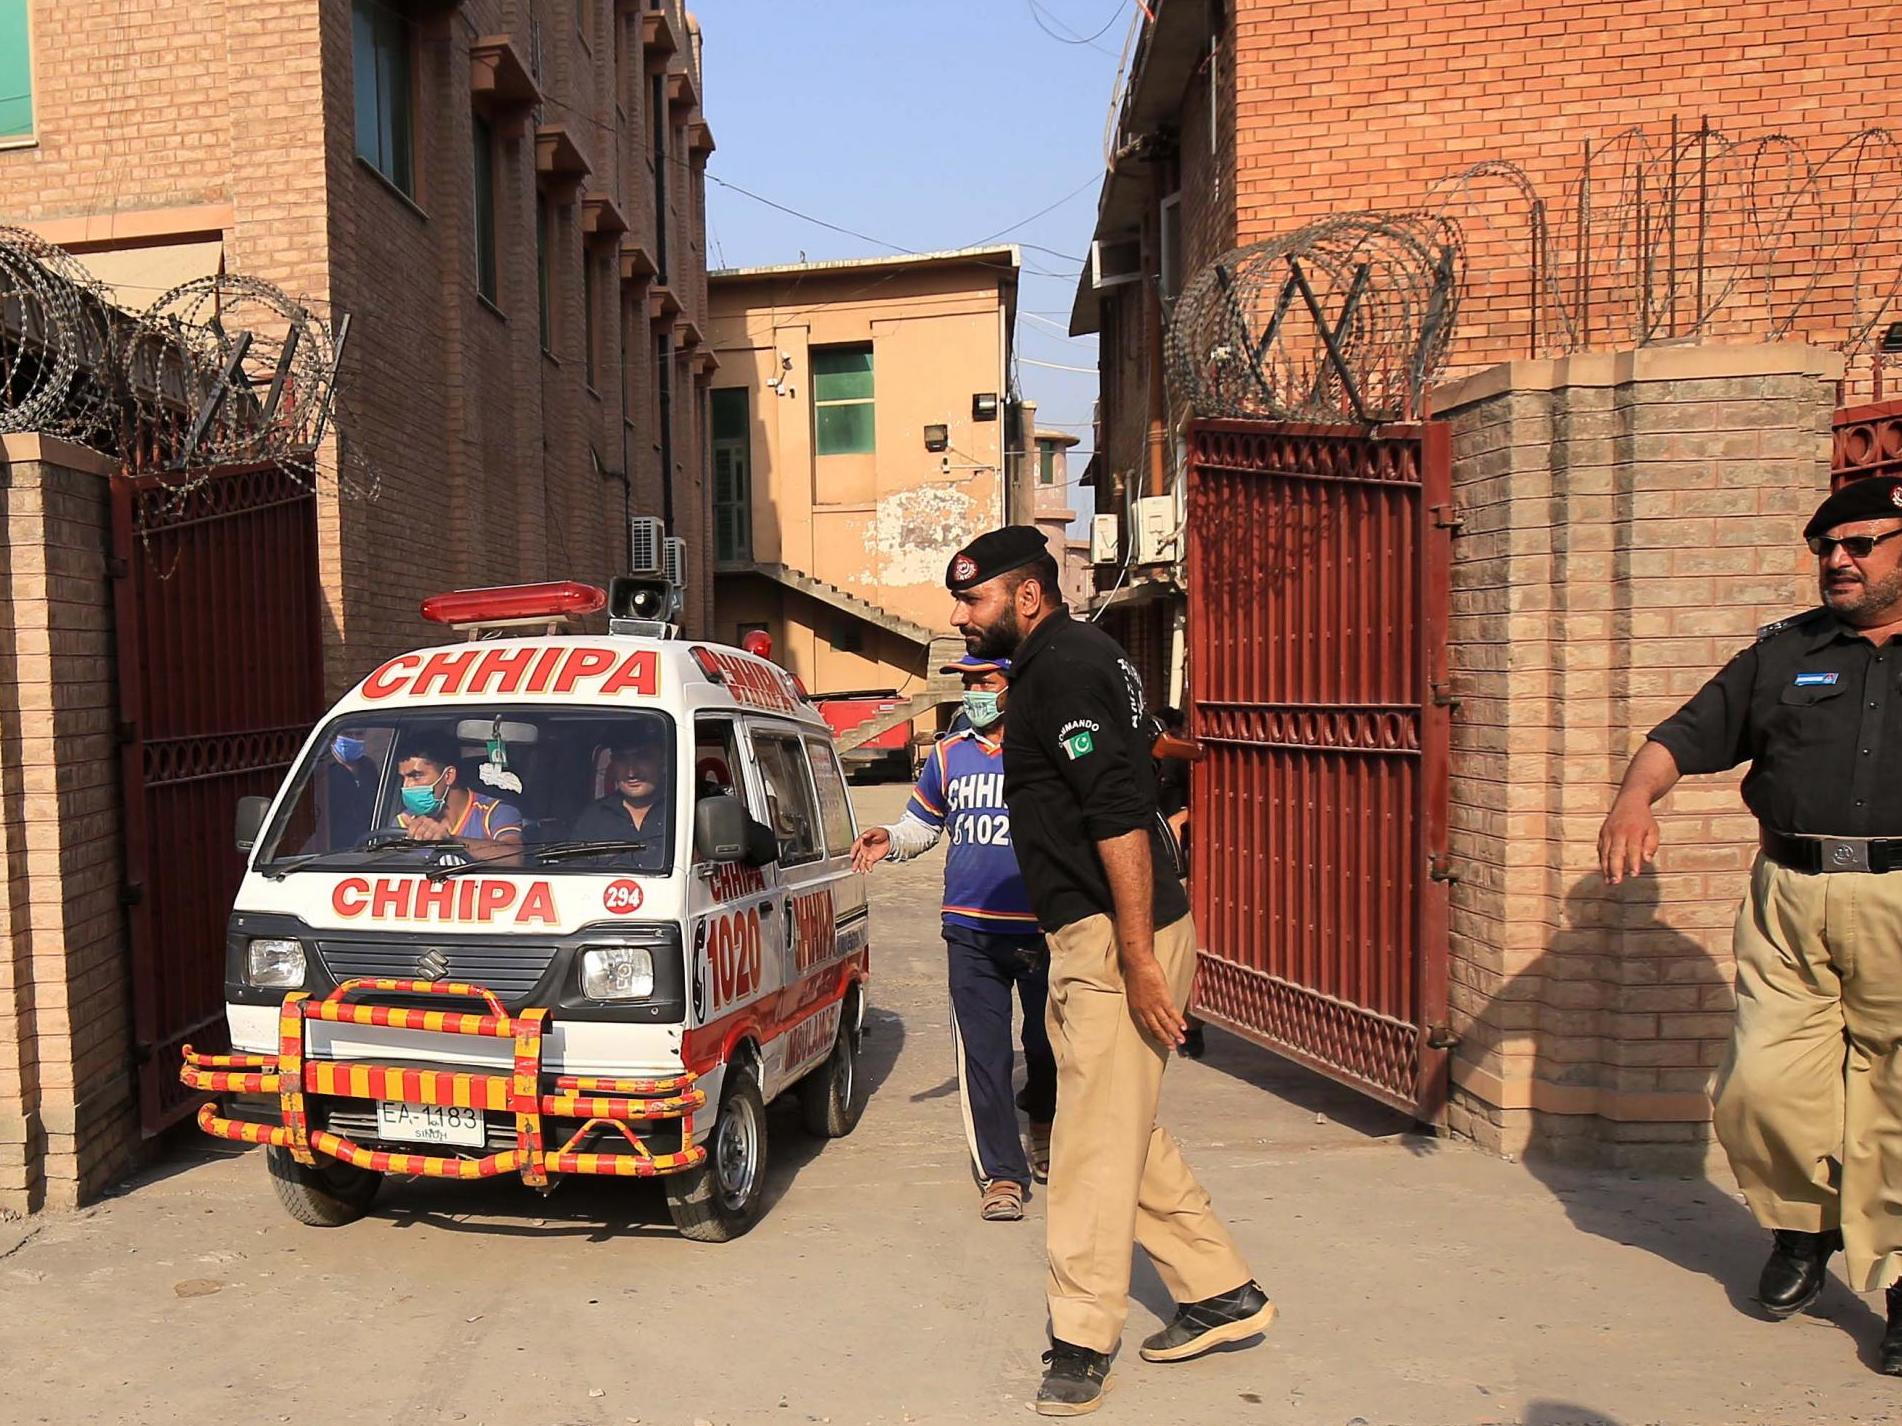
392,734,524,864
320,728,382,848
852,653,1055,1223
567,724,670,866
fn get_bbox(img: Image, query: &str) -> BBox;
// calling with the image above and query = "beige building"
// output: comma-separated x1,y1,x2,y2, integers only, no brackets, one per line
707,247,1022,720
1024,417,1091,610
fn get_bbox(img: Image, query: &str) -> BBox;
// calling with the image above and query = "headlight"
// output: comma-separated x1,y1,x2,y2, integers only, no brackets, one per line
246,937,306,988
580,945,655,1000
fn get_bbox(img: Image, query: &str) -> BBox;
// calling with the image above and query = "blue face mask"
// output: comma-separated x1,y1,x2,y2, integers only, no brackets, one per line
962,690,1004,729
401,773,447,817
332,735,366,764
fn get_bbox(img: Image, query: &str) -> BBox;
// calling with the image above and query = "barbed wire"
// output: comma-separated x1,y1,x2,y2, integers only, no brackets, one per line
0,228,369,501
1164,211,1462,424
1166,124,1902,424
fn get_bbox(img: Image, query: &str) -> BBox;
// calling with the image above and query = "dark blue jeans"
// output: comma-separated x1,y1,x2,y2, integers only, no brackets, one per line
945,923,1057,1187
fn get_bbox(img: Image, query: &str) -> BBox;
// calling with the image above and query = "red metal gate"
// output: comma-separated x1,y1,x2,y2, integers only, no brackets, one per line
112,463,326,1133
1186,419,1453,1119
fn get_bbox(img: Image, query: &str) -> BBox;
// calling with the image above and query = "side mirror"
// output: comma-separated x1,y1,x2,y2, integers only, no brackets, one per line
235,795,270,854
693,794,749,863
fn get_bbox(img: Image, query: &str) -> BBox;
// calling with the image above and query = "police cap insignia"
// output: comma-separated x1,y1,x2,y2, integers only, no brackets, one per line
1803,476,1902,540
945,526,1048,592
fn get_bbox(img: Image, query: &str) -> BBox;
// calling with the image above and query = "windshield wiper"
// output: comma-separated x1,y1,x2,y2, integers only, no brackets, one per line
264,837,441,880
530,839,652,864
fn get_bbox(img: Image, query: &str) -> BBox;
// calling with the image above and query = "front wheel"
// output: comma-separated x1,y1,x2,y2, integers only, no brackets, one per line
666,1059,769,1242
799,988,865,1138
264,1145,381,1227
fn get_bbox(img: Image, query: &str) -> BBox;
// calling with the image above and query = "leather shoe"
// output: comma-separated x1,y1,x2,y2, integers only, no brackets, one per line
1139,1281,1276,1362
1036,1341,1112,1416
1880,1283,1902,1377
1756,1228,1841,1318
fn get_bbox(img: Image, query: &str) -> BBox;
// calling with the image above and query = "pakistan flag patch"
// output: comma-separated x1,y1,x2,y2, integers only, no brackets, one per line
1061,730,1095,760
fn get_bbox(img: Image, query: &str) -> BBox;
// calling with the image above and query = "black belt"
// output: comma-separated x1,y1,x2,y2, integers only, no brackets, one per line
1760,829,1902,874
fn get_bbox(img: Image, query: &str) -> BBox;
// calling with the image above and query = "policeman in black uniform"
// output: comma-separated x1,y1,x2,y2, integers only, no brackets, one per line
945,526,1269,1417
1598,474,1902,1376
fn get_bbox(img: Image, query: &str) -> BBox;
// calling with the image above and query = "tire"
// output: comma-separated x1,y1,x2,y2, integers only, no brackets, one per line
666,1058,769,1242
264,1145,381,1227
798,988,865,1139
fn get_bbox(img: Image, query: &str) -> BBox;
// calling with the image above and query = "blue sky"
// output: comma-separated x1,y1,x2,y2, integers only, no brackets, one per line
700,0,1136,509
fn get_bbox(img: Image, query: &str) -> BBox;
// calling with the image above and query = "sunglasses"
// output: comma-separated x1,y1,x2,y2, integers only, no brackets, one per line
1807,529,1902,559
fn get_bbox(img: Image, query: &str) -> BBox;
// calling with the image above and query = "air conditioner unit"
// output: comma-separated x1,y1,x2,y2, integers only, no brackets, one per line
1135,494,1177,565
1091,236,1143,292
628,515,665,577
662,536,687,588
1090,512,1120,565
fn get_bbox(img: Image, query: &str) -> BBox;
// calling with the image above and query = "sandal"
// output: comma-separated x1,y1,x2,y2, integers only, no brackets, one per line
1028,1121,1052,1183
979,1178,1025,1221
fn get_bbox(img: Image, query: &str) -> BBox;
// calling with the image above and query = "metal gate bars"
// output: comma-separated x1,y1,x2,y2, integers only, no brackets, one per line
112,463,326,1134
1185,419,1454,1120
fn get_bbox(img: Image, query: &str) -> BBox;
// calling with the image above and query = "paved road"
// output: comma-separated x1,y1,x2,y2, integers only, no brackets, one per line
1,783,1896,1426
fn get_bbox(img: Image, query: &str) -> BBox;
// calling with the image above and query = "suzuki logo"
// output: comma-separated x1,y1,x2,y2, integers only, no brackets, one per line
416,948,450,981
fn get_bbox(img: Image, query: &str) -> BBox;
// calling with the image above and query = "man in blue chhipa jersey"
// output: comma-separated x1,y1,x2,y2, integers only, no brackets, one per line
852,654,1055,1222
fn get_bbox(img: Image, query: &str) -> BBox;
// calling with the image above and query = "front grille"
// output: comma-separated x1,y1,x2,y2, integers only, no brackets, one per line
315,937,559,1001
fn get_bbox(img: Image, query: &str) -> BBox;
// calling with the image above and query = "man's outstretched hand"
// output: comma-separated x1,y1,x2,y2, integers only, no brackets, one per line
850,826,892,874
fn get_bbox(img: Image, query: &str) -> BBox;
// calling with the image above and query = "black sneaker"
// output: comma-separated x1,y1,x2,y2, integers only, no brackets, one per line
1036,1340,1112,1416
1881,1283,1902,1377
1139,1280,1276,1363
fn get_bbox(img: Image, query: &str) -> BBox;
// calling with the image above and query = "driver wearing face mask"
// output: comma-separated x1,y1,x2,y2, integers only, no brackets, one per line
850,655,1056,1223
391,734,524,864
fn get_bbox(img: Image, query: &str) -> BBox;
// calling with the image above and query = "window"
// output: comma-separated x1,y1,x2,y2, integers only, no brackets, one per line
472,114,498,302
352,0,413,196
751,731,822,866
583,251,599,387
1159,192,1183,305
536,193,552,351
1038,439,1057,486
711,388,751,564
812,345,874,456
650,73,668,284
0,0,32,142
804,738,856,857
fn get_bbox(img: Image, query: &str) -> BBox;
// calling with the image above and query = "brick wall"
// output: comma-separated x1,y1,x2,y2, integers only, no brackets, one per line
1225,0,1902,379
0,435,134,1214
1432,342,1840,1167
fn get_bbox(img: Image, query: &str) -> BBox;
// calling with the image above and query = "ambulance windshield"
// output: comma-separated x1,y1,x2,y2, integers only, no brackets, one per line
254,708,677,874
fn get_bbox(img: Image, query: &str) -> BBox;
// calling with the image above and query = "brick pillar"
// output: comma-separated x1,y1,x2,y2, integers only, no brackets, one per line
1432,343,1841,1169
0,434,136,1213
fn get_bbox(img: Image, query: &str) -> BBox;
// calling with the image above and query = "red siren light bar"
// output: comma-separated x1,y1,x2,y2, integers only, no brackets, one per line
420,581,607,627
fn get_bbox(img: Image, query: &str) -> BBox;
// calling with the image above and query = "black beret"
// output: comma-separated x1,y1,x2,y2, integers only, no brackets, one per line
945,525,1048,592
1804,476,1902,540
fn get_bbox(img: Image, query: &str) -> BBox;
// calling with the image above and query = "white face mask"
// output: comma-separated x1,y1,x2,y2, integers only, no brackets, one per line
962,690,1004,729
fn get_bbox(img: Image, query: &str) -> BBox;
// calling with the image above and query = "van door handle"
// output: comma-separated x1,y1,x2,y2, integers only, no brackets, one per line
759,900,775,917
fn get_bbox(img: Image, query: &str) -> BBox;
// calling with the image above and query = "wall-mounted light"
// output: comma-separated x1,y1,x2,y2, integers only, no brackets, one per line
923,423,949,452
972,392,998,422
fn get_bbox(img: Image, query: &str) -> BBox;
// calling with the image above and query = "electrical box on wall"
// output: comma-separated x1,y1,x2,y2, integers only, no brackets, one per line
1090,513,1120,565
1135,495,1177,565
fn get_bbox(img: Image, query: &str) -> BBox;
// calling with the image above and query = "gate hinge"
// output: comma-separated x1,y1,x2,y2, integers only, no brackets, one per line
1429,503,1465,534
119,881,144,906
1427,853,1460,884
1430,681,1461,713
107,555,129,579
1426,1024,1462,1050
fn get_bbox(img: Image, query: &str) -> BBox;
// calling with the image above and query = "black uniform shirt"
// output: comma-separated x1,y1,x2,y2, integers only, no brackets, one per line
1002,612,1190,933
1647,608,1902,836
568,795,671,869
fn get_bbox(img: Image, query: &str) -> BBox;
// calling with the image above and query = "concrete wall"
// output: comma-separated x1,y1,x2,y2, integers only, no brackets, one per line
0,436,133,1215
1432,342,1841,1168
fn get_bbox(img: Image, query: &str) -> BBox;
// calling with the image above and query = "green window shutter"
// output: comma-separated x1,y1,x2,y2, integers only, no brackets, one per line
0,0,32,140
815,402,874,456
710,387,748,441
811,345,873,401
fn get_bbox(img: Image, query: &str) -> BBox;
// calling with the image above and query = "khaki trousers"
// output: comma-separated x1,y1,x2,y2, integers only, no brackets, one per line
1043,912,1252,1350
1714,855,1902,1292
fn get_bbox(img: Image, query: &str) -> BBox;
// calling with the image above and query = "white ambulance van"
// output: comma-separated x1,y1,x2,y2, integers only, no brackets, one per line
182,581,869,1241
